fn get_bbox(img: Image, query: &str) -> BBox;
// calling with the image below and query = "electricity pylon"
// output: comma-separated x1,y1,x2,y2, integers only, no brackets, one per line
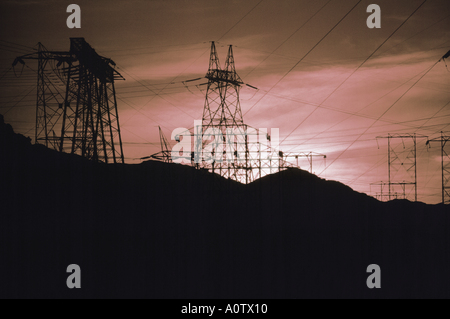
373,134,427,202
13,38,125,163
426,132,450,204
145,42,326,183
142,126,173,163
199,42,252,183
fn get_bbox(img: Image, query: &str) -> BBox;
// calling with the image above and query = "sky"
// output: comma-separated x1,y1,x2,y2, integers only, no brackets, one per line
0,0,449,204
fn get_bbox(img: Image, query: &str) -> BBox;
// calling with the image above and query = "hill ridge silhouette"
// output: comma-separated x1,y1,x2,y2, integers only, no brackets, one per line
1,113,449,299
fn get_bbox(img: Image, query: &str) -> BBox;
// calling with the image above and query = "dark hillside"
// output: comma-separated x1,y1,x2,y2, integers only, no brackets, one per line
1,114,449,298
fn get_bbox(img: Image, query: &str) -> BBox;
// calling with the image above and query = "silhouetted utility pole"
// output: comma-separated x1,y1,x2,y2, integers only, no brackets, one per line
426,132,450,204
13,38,125,164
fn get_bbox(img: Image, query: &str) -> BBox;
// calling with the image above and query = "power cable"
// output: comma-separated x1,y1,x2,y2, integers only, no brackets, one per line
317,58,440,176
280,0,428,145
217,0,264,41
243,0,363,117
242,0,332,80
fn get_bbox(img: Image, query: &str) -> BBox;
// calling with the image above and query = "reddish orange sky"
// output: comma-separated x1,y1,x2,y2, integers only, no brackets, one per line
1,0,449,204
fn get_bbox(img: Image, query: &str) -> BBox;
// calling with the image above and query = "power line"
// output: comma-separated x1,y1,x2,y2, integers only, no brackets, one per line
0,40,37,51
378,13,450,56
100,41,206,54
242,0,332,80
413,100,450,134
281,0,428,145
2,86,36,116
217,0,264,41
0,46,30,55
243,0,363,117
115,65,197,121
318,58,440,177
247,63,444,141
0,66,12,81
281,63,446,152
114,0,266,144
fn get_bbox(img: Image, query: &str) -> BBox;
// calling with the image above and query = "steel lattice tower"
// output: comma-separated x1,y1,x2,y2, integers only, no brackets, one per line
373,134,427,202
202,42,244,129
13,38,125,163
12,43,73,150
145,42,327,183
59,38,124,163
427,132,450,204
196,42,326,183
144,126,173,163
199,42,251,183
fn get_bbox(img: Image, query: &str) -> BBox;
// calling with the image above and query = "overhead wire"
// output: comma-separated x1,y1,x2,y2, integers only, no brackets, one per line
281,61,447,152
246,62,446,139
2,86,36,116
217,0,264,41
280,0,428,146
241,0,333,80
109,0,266,153
317,58,441,177
243,0,363,117
0,40,37,51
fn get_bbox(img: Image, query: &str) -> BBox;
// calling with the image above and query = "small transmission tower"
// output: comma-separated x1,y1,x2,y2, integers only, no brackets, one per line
142,126,173,163
426,132,450,204
373,134,427,202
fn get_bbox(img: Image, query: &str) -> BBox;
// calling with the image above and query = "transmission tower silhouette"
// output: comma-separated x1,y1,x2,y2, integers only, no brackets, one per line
146,42,326,183
197,42,252,183
143,126,173,163
372,133,427,202
427,132,450,204
13,38,125,163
